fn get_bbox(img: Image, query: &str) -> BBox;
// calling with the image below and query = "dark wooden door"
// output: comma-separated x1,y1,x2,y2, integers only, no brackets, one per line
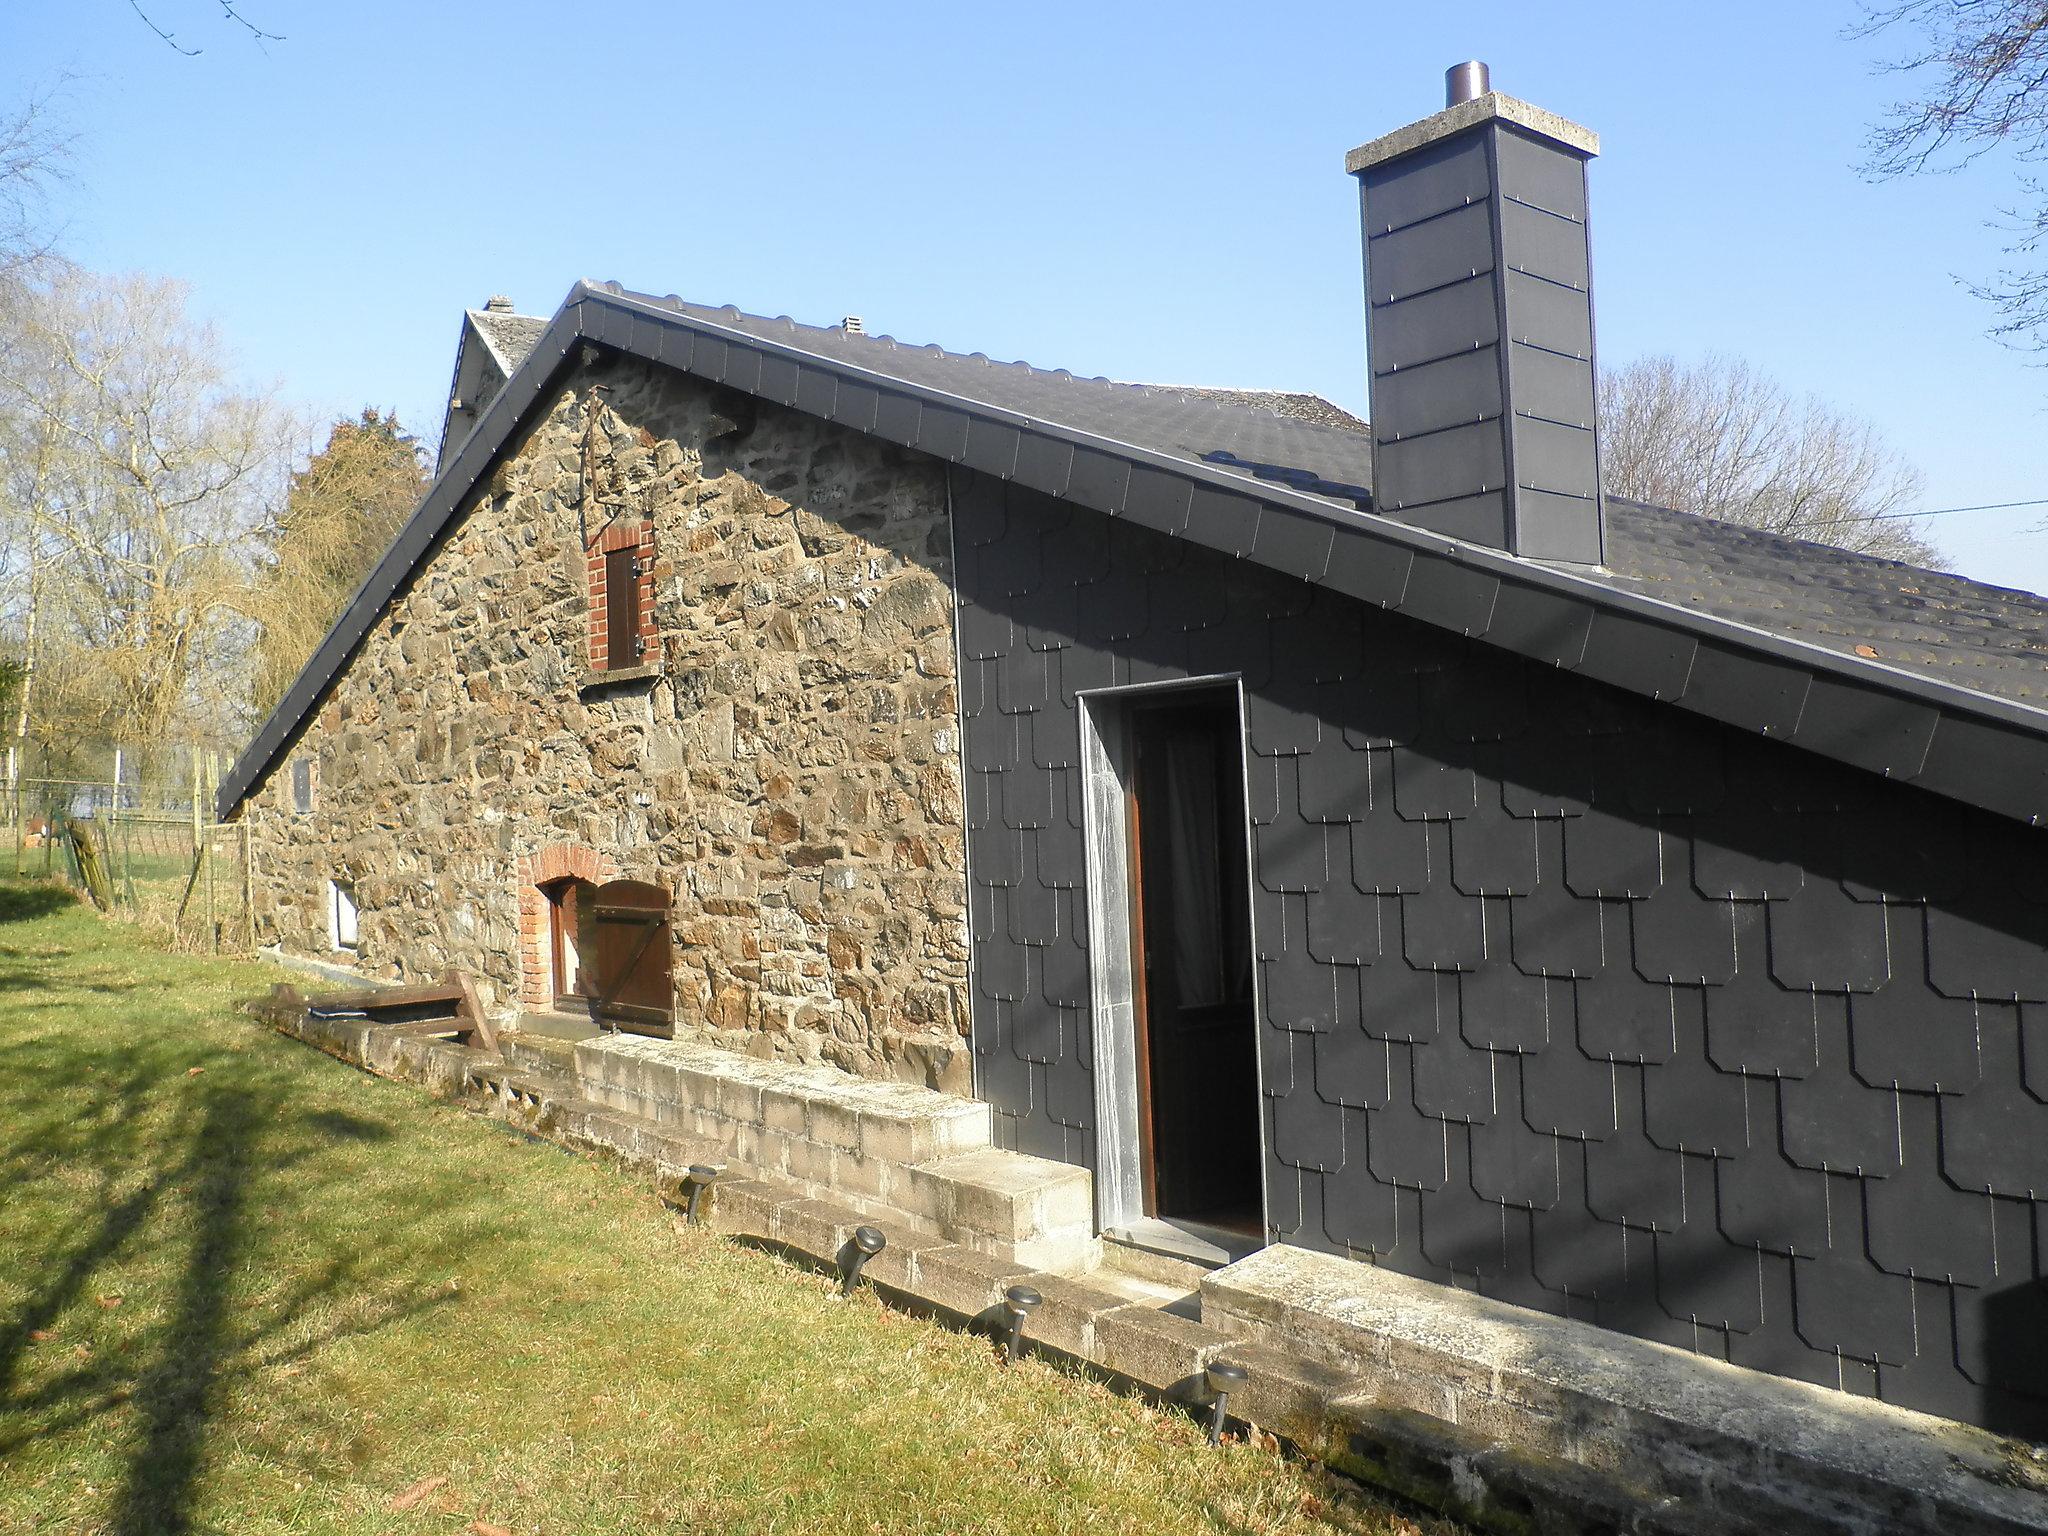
589,879,674,1035
1129,693,1262,1230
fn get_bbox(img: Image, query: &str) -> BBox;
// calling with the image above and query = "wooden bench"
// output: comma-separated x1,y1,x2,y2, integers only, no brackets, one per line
251,968,499,1054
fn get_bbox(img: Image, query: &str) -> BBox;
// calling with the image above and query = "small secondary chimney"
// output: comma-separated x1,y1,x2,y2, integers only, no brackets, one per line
1346,66,1606,564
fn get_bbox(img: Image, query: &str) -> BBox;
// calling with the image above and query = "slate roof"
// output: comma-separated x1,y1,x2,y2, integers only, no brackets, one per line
1113,385,1371,433
1601,500,2048,708
662,298,2048,710
660,301,1387,498
468,308,547,374
217,282,2048,825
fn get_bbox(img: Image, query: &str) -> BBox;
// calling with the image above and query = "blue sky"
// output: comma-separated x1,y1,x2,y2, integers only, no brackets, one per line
7,0,2047,591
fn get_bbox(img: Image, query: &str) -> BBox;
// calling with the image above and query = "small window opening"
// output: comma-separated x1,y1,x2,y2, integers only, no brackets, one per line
544,877,595,1009
604,547,643,670
291,758,314,815
328,879,358,952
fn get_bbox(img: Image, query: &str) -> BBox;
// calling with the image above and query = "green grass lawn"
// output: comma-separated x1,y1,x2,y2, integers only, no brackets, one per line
0,878,1448,1536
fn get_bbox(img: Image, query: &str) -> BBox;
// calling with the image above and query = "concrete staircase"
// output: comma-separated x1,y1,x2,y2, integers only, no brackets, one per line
570,1033,1096,1271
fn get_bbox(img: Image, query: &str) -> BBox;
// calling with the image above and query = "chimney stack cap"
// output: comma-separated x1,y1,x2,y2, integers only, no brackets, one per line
1344,87,1598,175
1445,60,1490,107
484,294,515,312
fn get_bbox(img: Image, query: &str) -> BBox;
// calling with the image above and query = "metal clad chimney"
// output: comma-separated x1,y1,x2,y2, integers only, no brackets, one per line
1345,69,1606,564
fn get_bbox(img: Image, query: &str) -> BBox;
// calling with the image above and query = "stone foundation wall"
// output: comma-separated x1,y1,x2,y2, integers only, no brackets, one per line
242,349,972,1089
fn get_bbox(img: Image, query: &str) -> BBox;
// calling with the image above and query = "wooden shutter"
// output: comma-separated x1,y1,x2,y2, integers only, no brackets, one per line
605,547,640,669
589,879,673,1034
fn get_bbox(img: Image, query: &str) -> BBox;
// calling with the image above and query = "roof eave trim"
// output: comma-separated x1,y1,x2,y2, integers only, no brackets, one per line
215,282,2048,827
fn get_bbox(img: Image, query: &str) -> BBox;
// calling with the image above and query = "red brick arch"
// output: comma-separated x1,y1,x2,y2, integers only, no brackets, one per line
516,842,618,1007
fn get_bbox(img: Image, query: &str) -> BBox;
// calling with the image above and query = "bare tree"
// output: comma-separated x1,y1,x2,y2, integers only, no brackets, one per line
1856,1,2048,347
0,89,71,278
0,270,293,769
123,0,285,54
1601,354,1941,564
0,89,72,784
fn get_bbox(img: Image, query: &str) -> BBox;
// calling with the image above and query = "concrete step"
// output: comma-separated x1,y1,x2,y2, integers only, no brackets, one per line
898,1147,1097,1271
569,1033,1092,1269
1099,1234,1224,1295
1201,1243,2047,1536
1085,1266,1196,1312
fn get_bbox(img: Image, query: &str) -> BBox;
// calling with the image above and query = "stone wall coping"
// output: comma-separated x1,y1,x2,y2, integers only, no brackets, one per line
575,1033,988,1128
1202,1245,2047,1530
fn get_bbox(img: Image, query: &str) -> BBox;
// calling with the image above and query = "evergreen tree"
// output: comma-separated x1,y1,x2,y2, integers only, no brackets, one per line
251,409,427,712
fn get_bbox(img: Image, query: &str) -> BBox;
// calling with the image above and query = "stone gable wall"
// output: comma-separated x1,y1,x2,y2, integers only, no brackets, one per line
242,350,972,1090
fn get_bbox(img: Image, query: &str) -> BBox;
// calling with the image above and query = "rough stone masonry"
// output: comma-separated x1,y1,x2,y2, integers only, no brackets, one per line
242,350,974,1091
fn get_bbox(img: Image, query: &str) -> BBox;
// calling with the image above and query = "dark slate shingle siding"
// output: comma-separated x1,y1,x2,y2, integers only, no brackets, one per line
956,466,2048,1440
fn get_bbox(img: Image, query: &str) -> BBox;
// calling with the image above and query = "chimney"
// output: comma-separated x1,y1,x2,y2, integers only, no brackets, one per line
841,315,864,335
484,294,515,312
1346,65,1606,564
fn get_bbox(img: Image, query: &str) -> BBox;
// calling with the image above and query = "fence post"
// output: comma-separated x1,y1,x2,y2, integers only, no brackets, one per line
190,746,202,943
203,758,217,951
240,822,253,952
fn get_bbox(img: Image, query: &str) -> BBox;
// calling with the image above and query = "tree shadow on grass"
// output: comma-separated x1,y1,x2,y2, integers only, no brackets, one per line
0,965,141,994
102,1081,262,1536
0,882,78,924
301,1107,392,1143
2,1037,468,1534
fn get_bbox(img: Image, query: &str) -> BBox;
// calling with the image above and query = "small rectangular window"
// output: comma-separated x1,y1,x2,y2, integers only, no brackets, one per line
328,879,358,952
547,880,589,1007
291,758,314,815
605,547,641,670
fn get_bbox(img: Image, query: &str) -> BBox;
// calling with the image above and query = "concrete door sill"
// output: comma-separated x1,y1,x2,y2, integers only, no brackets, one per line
1106,1217,1263,1271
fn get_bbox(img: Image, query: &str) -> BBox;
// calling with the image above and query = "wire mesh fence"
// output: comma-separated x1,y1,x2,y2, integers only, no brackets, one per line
6,776,252,952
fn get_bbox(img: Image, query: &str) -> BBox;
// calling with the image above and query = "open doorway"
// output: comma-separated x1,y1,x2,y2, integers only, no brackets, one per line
1082,680,1264,1253
540,884,675,1040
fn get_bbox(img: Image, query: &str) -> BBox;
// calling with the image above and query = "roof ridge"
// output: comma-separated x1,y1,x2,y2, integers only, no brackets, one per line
638,287,1357,410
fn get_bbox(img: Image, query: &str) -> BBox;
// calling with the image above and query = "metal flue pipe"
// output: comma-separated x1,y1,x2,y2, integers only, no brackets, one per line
1445,60,1491,106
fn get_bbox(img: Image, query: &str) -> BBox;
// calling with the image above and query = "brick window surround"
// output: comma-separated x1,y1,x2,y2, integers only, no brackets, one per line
516,843,617,1008
585,517,657,672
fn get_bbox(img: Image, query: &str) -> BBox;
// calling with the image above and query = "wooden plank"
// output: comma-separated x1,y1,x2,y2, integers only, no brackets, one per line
442,967,499,1054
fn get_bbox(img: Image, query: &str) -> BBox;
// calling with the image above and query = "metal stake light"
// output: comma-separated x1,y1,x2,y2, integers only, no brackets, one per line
1205,1360,1248,1446
683,1163,724,1226
1001,1284,1042,1363
840,1225,886,1294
